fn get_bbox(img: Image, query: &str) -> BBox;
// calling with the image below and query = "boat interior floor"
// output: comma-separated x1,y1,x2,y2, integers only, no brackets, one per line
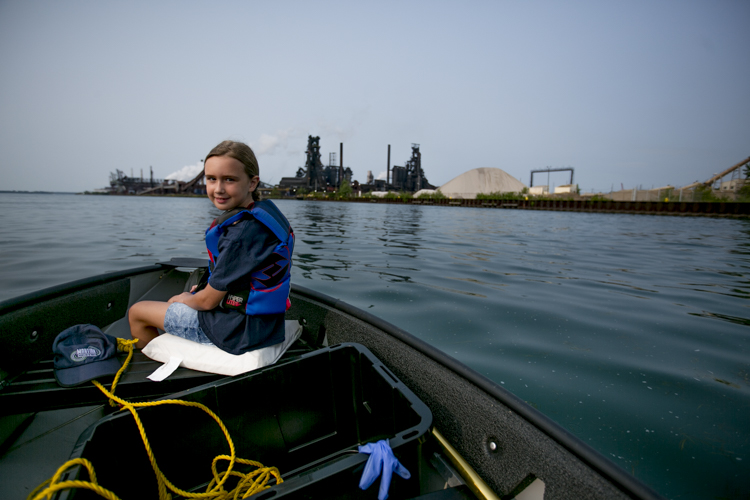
0,338,487,500
0,335,319,498
1,410,481,500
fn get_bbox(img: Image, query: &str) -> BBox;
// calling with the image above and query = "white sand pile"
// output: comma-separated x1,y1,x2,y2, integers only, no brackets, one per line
413,189,437,198
439,168,527,199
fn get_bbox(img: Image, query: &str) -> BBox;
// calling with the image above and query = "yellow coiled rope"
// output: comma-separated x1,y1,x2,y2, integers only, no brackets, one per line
29,337,283,500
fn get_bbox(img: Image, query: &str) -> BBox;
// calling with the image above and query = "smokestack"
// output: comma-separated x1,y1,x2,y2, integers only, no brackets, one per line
387,144,391,186
340,142,343,187
417,148,421,190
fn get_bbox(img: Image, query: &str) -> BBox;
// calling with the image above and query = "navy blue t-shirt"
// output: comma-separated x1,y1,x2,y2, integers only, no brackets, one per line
198,216,286,354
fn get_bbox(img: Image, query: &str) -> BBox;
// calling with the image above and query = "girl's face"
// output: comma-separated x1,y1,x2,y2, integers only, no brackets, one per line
204,155,259,210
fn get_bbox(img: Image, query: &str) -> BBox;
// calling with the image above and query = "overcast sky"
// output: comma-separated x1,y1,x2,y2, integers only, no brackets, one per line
1,0,748,193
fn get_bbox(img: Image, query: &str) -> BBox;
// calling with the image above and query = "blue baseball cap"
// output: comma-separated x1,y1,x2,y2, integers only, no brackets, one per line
53,324,122,387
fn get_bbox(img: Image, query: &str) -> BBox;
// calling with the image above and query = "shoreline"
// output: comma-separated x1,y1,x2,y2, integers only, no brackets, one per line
11,191,747,217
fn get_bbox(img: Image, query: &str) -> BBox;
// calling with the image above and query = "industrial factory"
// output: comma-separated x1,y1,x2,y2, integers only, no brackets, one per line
105,135,435,197
107,167,207,196
101,135,750,204
276,136,435,195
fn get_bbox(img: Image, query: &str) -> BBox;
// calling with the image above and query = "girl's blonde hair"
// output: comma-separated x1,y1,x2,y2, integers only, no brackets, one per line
205,140,261,201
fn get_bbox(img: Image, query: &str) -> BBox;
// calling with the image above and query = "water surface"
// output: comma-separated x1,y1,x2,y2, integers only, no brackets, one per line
1,193,748,499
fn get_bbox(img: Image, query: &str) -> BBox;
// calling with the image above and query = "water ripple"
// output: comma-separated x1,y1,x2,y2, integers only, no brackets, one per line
2,195,749,499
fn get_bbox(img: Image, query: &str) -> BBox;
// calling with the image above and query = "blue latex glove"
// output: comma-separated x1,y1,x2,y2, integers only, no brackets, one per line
358,439,411,500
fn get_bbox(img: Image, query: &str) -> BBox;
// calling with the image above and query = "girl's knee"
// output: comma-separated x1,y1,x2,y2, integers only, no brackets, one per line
128,301,146,323
128,301,162,325
129,301,169,330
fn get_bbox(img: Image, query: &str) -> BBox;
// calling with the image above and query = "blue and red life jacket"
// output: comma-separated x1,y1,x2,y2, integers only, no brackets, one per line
205,200,294,316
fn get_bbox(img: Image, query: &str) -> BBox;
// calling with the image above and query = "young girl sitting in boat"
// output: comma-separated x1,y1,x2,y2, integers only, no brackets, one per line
128,140,294,354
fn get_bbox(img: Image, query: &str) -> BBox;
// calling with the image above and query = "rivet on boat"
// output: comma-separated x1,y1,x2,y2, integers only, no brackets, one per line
488,441,497,452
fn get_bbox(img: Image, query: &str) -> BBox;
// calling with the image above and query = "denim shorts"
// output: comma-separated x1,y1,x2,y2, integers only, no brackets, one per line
163,303,215,345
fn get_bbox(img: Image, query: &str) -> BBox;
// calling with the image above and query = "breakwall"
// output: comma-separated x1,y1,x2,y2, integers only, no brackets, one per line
303,197,750,217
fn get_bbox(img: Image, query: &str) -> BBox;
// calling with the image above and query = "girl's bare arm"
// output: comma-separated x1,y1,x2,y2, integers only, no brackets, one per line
168,284,227,311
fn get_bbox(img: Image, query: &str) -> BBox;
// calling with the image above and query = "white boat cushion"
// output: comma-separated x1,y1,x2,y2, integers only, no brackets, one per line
142,320,302,377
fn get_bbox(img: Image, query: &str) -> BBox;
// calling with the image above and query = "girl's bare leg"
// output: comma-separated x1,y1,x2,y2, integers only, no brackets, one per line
128,301,171,349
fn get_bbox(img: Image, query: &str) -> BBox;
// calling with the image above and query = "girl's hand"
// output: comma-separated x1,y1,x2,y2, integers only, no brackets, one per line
168,292,193,304
167,286,226,311
190,285,198,293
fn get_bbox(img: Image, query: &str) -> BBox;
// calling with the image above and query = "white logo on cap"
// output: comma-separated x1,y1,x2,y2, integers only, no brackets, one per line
70,346,102,362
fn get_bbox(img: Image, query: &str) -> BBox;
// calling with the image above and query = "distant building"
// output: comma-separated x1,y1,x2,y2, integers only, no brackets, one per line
278,135,352,194
554,184,577,194
277,138,437,195
107,167,207,196
720,178,746,191
389,144,435,192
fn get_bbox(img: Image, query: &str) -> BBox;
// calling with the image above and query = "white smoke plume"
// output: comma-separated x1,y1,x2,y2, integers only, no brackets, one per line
250,114,366,181
376,171,387,180
165,163,204,182
253,112,366,158
252,128,307,156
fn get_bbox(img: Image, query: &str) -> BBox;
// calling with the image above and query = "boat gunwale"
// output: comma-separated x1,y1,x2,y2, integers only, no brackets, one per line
0,264,164,316
290,283,665,500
